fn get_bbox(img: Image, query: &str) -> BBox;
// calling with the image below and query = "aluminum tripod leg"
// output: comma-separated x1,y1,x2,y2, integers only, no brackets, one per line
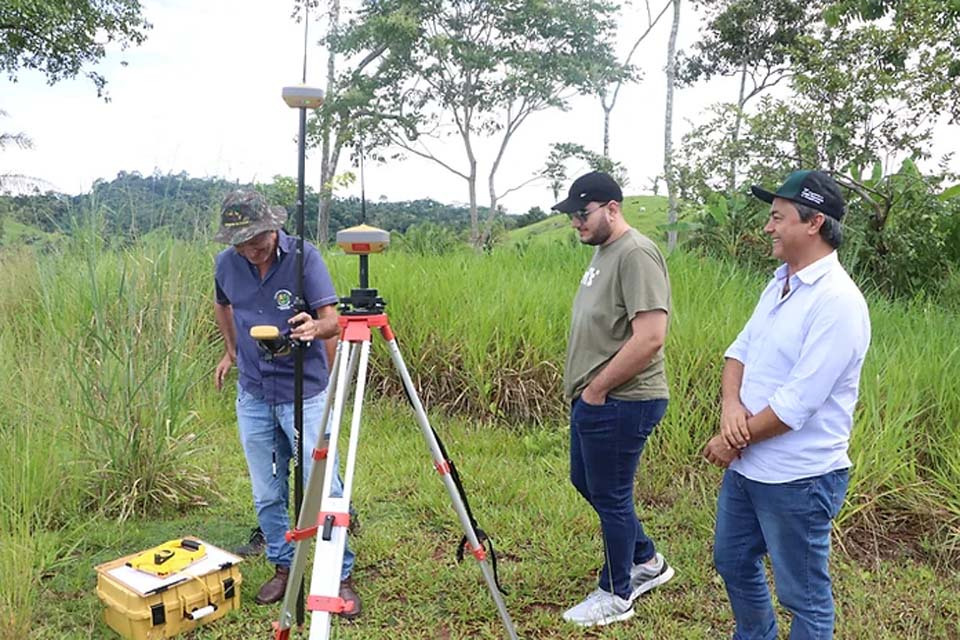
384,335,519,640
273,338,359,638
303,335,370,639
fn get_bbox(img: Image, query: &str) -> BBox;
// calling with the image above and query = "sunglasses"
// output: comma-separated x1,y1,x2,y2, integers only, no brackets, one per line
569,202,609,223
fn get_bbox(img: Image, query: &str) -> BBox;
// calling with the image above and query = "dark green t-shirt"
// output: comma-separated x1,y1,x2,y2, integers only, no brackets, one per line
563,228,671,402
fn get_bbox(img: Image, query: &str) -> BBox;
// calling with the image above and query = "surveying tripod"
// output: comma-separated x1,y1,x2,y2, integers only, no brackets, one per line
271,225,519,640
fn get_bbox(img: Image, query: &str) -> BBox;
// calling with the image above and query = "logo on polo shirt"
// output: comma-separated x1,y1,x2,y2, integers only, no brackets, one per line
274,289,294,310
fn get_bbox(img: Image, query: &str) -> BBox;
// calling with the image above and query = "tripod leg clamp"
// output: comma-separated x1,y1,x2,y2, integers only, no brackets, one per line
319,512,350,541
285,525,319,543
307,595,356,614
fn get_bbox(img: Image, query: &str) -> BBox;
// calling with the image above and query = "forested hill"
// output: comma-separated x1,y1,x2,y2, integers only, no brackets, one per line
0,171,546,245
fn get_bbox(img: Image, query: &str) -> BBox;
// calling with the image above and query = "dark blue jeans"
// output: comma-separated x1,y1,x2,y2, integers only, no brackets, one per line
714,468,849,640
570,396,668,599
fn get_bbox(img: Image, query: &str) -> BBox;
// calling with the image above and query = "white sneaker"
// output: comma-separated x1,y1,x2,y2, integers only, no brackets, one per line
562,588,635,627
629,552,675,601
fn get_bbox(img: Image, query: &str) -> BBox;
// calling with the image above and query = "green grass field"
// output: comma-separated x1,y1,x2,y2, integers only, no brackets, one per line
0,218,62,248
2,219,959,638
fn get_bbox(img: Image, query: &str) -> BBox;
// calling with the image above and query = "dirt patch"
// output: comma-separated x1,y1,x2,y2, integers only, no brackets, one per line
837,506,960,572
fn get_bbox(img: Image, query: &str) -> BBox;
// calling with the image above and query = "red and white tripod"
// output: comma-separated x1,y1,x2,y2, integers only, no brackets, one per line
273,233,518,640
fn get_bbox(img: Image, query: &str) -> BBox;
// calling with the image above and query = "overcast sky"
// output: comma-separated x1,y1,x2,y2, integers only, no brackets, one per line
1,1,957,215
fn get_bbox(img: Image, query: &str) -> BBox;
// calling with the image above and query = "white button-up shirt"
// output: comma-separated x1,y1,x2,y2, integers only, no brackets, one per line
725,251,871,483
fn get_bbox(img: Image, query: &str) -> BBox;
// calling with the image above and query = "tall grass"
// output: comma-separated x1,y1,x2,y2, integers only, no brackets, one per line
323,244,960,556
1,228,959,633
0,225,220,633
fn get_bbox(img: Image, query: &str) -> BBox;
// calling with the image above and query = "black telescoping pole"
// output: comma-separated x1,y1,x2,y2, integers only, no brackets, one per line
294,102,307,626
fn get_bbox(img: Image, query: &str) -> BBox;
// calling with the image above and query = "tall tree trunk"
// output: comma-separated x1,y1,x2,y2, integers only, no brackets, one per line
728,58,748,193
468,160,479,246
664,0,681,252
316,0,340,246
599,1,672,162
602,91,612,158
485,170,499,249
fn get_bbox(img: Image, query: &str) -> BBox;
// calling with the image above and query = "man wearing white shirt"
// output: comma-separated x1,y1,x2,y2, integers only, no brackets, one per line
703,170,871,640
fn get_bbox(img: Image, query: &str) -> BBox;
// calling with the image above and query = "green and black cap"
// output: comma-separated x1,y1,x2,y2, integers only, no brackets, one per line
751,170,845,220
214,189,288,245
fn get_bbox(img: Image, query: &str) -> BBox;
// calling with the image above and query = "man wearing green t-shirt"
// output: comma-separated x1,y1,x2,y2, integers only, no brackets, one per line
553,171,675,627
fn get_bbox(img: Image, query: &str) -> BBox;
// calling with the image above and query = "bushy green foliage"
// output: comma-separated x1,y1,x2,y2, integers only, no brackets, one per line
679,159,960,300
0,0,151,97
681,191,772,271
840,160,960,297
509,206,548,230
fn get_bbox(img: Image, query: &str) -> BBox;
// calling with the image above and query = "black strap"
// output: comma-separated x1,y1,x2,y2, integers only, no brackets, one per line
432,425,509,596
394,340,509,595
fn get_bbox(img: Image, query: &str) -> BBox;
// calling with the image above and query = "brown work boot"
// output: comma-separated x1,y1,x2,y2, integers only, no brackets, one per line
234,526,265,557
254,565,290,605
338,576,362,620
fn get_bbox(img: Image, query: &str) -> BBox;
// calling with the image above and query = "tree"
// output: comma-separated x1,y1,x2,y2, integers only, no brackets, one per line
541,141,629,202
821,0,960,123
677,0,960,188
663,0,681,251
677,0,820,190
513,205,547,228
599,0,672,158
0,0,151,97
334,0,627,246
313,0,343,245
675,0,960,297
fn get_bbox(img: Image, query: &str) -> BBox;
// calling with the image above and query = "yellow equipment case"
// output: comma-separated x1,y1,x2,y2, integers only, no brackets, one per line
95,537,243,640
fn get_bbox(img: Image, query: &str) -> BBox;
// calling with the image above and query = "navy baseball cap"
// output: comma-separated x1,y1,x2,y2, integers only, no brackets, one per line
751,170,845,220
552,171,623,213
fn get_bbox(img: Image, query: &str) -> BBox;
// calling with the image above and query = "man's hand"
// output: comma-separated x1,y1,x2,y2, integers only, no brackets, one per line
580,385,607,406
703,434,740,468
721,400,753,449
215,352,234,391
288,306,339,342
288,312,321,342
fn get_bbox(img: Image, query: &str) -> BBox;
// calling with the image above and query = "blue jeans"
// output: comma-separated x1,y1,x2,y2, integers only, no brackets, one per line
713,468,849,640
569,396,668,599
236,386,355,579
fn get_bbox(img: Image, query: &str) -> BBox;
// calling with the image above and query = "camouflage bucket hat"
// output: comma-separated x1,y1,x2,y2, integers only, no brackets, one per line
214,189,288,245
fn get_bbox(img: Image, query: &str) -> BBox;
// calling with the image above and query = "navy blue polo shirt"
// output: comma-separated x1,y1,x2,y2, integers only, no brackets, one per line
215,231,338,403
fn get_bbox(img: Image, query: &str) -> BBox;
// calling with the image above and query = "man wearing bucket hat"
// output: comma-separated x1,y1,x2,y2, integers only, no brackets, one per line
212,189,361,615
703,170,870,639
553,171,675,627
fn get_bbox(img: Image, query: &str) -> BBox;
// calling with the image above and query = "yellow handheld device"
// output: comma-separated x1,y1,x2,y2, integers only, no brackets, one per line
126,538,207,577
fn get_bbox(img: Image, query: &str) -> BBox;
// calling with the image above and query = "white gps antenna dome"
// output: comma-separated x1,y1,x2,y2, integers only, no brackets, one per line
282,85,324,109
